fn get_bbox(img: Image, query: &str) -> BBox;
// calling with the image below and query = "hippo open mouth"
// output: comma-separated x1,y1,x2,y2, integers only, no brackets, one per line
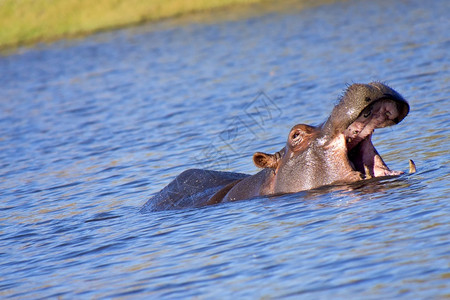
142,82,415,211
344,98,409,179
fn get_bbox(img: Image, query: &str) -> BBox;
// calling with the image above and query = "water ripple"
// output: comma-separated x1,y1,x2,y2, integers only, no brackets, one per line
0,0,449,298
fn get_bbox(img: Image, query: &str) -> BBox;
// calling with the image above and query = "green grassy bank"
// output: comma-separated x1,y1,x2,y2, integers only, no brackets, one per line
0,0,266,50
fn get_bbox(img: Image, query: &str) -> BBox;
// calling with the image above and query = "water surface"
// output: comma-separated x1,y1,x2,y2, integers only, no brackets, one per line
1,0,449,298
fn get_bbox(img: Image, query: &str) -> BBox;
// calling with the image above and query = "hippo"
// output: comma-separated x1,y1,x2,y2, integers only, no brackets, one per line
140,82,415,212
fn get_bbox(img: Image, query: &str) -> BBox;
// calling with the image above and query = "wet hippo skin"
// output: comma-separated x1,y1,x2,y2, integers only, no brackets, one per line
141,82,413,212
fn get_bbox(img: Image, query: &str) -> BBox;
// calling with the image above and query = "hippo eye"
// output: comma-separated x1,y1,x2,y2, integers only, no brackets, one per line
363,106,372,118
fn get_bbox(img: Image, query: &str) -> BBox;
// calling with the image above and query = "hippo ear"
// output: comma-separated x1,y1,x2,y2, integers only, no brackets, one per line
253,152,279,169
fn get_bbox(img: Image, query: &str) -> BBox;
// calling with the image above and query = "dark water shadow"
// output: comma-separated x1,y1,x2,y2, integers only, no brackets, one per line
243,173,423,208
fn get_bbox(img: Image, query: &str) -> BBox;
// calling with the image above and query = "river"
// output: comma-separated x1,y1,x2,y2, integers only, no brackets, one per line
1,0,449,298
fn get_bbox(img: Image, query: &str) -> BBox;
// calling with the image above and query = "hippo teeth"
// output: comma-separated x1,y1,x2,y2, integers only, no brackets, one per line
409,159,416,173
364,164,372,179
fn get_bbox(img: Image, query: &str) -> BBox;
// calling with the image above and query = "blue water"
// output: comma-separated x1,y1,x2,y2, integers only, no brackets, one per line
1,0,449,298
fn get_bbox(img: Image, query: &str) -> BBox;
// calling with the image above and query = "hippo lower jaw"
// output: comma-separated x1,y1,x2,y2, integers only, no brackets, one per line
343,99,408,179
347,134,403,179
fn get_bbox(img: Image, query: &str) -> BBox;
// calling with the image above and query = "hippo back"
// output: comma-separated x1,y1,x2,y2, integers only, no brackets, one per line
140,169,249,212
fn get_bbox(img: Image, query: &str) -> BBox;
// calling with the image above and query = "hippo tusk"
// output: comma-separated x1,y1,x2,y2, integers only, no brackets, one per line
409,159,416,174
364,164,372,179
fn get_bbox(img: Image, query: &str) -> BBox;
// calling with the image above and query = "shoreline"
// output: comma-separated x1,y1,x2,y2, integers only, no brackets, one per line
0,0,269,52
0,0,337,54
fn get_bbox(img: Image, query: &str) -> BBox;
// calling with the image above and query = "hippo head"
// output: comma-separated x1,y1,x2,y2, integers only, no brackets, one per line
254,82,410,194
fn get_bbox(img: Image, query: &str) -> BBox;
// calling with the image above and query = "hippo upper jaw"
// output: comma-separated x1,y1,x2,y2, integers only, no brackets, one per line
322,82,409,139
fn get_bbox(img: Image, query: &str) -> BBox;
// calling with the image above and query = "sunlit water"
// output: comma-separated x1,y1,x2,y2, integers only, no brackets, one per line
1,0,449,298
